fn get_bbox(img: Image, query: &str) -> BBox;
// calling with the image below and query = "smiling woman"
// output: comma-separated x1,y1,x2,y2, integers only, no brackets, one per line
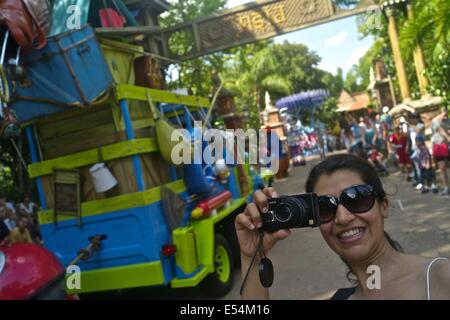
235,154,450,300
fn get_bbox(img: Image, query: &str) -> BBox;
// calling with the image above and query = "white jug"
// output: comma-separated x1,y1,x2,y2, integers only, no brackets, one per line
89,163,117,193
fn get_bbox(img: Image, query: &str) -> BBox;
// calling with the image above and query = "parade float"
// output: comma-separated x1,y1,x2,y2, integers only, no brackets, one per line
276,90,330,162
0,0,266,297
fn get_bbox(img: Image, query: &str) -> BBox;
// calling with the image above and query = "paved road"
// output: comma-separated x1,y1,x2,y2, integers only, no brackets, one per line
91,153,450,300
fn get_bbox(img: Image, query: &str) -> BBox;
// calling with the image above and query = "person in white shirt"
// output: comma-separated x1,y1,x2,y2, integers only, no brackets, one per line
18,193,38,216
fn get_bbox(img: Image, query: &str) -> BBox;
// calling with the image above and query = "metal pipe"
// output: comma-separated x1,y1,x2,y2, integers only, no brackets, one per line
25,126,47,209
120,99,145,191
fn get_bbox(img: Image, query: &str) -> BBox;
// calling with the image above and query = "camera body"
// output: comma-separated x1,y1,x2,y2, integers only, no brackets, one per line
262,193,320,232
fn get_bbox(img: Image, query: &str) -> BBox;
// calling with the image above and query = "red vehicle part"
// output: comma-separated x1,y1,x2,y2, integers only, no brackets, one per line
0,243,65,300
191,190,232,219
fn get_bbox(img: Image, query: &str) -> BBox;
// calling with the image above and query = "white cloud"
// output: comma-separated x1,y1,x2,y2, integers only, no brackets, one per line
346,46,370,68
324,31,348,47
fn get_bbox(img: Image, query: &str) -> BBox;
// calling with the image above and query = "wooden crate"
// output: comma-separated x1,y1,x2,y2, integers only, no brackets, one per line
33,100,171,209
99,38,144,85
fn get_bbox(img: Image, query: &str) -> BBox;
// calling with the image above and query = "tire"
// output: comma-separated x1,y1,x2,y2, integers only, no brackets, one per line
201,234,234,297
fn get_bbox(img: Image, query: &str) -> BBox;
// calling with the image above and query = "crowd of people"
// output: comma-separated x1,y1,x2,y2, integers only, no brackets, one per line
337,106,449,196
0,193,41,245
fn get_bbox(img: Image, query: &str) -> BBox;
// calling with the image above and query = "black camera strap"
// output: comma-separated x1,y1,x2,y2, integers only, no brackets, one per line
239,229,274,296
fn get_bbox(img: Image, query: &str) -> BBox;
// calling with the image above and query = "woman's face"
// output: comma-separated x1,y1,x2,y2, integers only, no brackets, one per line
314,170,389,263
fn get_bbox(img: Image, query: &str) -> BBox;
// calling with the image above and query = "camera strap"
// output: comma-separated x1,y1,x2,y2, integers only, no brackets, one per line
239,229,274,296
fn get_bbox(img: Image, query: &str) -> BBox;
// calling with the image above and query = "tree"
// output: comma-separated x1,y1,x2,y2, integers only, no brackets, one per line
355,0,449,103
221,41,342,129
160,0,228,97
400,0,450,102
221,42,290,128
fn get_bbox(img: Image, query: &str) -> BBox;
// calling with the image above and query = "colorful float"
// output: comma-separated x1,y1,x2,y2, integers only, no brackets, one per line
0,0,265,298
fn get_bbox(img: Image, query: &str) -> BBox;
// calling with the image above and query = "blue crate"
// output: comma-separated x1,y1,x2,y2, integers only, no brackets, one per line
11,25,113,123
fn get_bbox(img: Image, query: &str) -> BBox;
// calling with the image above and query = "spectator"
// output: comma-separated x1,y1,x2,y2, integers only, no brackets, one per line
431,107,450,196
416,136,433,193
0,194,16,231
0,220,10,245
339,112,352,151
389,126,412,180
363,116,378,152
368,145,388,176
9,215,33,244
5,199,16,215
407,113,422,188
348,115,366,158
17,193,39,216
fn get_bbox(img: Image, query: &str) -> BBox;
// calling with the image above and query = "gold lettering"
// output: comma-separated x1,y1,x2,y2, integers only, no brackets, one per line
270,5,286,24
251,12,265,31
238,14,252,32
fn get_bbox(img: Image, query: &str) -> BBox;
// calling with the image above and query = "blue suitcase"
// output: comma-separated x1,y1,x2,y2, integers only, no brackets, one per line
11,25,113,123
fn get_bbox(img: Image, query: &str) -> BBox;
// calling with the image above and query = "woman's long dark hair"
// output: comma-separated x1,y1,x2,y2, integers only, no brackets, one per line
305,154,403,283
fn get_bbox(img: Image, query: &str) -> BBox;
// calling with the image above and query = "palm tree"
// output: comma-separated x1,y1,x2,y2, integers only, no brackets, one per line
400,0,450,60
223,46,291,128
400,0,450,97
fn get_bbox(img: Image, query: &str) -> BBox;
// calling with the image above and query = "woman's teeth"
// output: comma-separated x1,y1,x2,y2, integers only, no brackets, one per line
338,228,364,238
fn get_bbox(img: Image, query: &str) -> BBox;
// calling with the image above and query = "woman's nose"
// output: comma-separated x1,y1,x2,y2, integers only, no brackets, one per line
334,204,355,225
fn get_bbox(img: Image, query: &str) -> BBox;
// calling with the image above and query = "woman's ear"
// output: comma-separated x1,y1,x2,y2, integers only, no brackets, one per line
380,198,389,219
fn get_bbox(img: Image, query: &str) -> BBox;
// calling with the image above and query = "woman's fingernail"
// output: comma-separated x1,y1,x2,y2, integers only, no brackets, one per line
249,224,255,230
257,222,262,228
262,207,268,213
272,192,278,198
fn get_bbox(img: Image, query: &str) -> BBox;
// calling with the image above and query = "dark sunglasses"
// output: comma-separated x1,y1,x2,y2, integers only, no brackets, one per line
318,184,377,224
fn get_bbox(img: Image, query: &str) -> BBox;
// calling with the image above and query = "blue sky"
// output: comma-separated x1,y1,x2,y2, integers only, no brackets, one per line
227,0,374,76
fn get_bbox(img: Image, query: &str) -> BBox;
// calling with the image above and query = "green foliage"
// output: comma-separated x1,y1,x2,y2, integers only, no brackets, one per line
159,1,352,129
400,0,450,100
0,142,17,196
221,41,342,129
160,0,228,97
354,0,449,102
316,97,339,129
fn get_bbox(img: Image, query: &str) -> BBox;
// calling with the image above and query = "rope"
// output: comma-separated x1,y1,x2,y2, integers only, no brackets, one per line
69,235,106,266
202,83,223,131
10,139,28,170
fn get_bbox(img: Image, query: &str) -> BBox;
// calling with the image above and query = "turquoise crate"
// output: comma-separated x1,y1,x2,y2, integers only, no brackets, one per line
11,25,113,122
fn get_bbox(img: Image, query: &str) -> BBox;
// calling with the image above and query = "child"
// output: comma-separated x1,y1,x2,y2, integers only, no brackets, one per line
368,146,388,176
416,136,433,193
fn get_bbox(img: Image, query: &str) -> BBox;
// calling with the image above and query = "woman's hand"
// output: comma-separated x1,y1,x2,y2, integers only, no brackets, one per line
235,187,292,259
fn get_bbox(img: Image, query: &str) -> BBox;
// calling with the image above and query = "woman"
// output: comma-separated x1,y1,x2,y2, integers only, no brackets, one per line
339,113,352,151
236,154,450,299
363,116,378,152
347,115,366,159
431,107,450,196
389,126,412,180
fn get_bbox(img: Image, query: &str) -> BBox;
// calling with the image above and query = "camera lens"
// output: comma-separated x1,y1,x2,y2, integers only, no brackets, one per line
274,204,292,222
274,197,306,224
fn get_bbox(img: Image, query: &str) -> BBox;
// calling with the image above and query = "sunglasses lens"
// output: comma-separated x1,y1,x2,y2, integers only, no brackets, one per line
318,196,338,223
342,185,375,213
